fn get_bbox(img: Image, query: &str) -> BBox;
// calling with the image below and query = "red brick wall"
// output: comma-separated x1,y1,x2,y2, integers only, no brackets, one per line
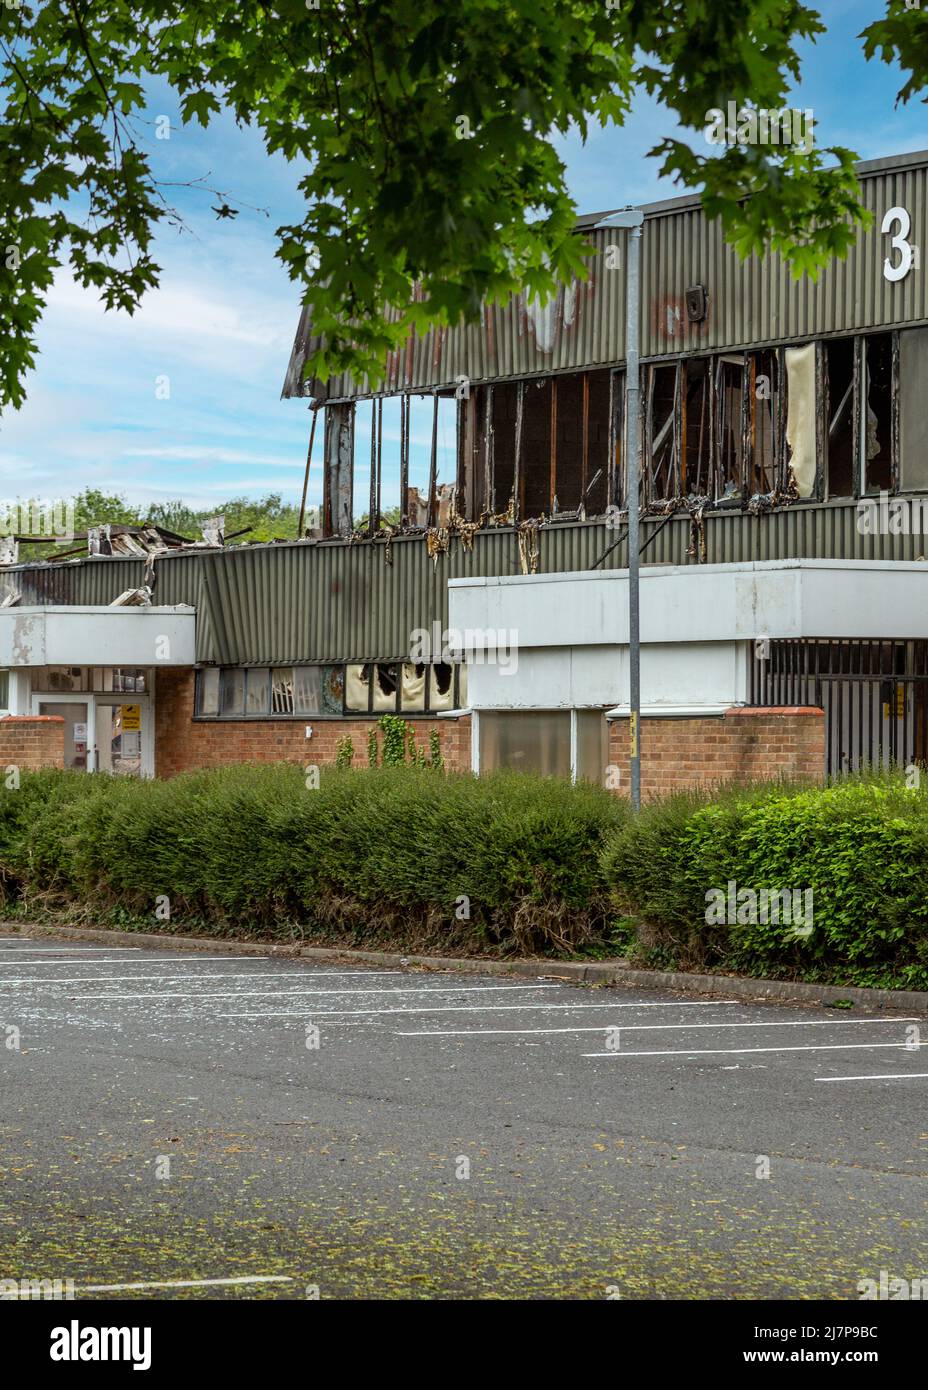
155,669,472,778
0,715,65,771
607,706,825,799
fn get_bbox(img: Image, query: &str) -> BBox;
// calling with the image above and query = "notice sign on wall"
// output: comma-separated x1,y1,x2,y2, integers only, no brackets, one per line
120,704,141,731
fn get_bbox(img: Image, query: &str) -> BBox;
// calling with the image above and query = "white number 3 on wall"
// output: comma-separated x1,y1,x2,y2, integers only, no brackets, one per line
881,206,919,282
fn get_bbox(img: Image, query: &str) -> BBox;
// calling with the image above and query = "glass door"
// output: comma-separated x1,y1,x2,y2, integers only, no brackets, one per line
38,702,89,770
95,701,145,776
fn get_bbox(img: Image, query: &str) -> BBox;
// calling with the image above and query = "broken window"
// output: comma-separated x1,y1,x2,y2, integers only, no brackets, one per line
715,355,744,499
520,378,553,518
825,338,855,497
195,663,464,719
584,371,611,515
457,370,614,521
646,363,679,500
429,662,455,712
400,662,426,712
823,333,896,498
321,665,344,714
862,333,893,494
372,663,398,712
681,358,711,497
271,668,294,714
402,395,457,528
490,382,519,514
900,327,928,491
346,664,370,712
552,374,584,512
747,348,780,495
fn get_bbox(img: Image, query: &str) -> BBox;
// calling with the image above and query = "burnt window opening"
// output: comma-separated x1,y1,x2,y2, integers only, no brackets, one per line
747,348,781,496
196,663,465,719
521,378,553,519
460,369,616,523
715,354,744,500
646,363,679,500
584,370,611,515
826,337,855,497
552,374,584,512
490,382,519,514
862,333,893,494
681,358,711,496
825,333,897,498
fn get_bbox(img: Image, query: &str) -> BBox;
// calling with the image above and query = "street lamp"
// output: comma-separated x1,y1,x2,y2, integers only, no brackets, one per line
594,207,644,809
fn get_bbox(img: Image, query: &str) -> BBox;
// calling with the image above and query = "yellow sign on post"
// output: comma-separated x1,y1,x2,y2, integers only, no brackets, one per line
120,704,141,731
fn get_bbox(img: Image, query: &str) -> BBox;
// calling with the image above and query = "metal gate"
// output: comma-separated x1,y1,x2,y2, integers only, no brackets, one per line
750,639,928,777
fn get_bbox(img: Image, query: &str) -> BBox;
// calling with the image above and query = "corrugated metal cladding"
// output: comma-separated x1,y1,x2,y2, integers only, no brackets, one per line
283,224,628,403
7,503,927,665
283,151,928,400
644,156,928,358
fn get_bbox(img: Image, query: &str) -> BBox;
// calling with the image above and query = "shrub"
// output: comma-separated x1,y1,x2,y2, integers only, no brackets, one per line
0,764,627,956
601,773,928,989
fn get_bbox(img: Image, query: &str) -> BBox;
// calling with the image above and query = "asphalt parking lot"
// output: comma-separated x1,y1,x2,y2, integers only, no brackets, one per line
2,935,927,1299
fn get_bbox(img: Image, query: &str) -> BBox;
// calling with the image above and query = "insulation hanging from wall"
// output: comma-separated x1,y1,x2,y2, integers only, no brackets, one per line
401,662,426,711
785,344,816,498
345,663,369,711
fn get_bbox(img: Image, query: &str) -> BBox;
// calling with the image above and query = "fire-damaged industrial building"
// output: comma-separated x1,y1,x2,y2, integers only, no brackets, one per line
2,147,928,792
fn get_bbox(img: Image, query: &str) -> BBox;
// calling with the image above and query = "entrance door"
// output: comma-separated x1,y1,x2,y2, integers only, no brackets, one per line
38,702,90,770
95,701,146,776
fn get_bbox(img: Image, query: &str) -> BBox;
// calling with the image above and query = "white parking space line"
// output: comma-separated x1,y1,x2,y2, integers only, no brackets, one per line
74,1275,293,1294
0,947,140,955
0,971,411,986
0,957,385,968
218,1000,742,1019
815,1071,928,1083
395,1017,919,1037
33,982,562,1002
584,1041,925,1058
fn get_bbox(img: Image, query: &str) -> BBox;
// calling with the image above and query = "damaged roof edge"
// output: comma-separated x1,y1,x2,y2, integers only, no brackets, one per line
282,146,928,405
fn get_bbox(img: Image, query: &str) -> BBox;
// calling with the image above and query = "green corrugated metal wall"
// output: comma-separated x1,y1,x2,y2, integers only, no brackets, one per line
8,501,928,666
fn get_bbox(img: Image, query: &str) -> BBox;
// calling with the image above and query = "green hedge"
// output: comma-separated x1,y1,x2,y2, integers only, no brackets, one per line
5,766,928,987
0,765,626,956
601,776,928,990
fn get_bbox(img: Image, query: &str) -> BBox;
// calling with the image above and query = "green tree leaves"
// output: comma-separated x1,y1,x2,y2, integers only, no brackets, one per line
0,0,921,409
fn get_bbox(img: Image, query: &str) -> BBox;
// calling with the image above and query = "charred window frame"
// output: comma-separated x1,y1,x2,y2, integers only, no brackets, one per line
195,663,466,719
680,357,712,497
643,347,791,505
714,353,745,501
460,370,617,522
644,362,680,501
342,661,464,716
745,348,785,496
824,332,898,499
609,368,625,509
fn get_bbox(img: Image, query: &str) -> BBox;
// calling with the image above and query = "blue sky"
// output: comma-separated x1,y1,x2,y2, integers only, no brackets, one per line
2,0,925,521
